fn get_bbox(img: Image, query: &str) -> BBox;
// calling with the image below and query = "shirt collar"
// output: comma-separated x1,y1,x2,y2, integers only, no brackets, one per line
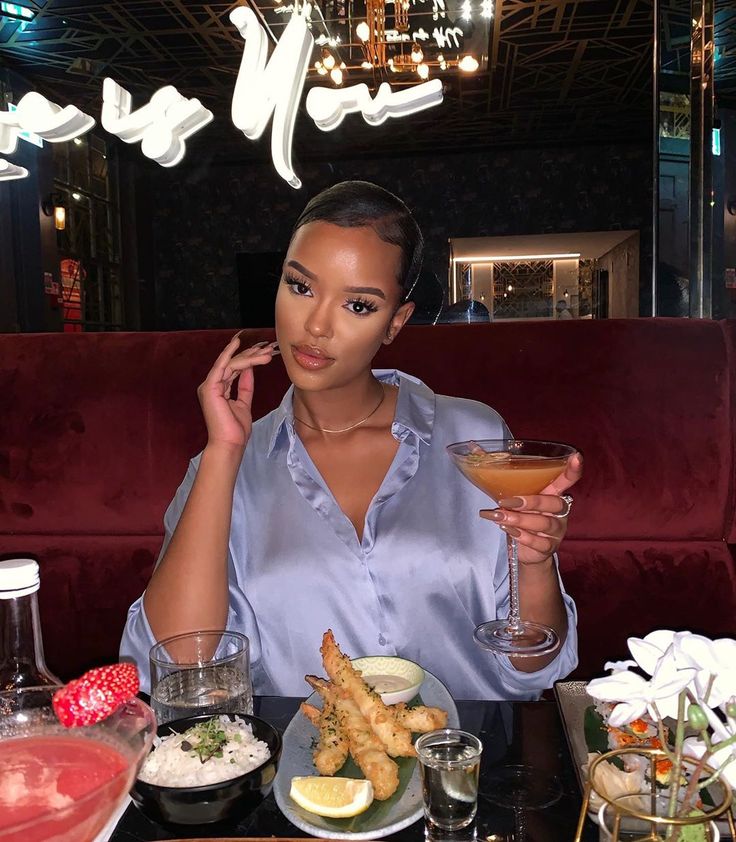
266,369,435,457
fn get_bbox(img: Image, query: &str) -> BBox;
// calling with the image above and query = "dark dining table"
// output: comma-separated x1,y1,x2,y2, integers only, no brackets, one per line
110,697,599,842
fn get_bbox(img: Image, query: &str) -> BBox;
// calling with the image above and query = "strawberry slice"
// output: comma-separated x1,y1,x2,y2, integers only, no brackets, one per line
52,663,140,727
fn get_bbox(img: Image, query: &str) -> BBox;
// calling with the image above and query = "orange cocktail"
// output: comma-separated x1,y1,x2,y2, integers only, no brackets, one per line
454,453,569,502
446,439,576,657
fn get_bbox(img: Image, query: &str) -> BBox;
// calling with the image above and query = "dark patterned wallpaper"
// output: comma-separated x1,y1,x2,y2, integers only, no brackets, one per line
140,143,652,329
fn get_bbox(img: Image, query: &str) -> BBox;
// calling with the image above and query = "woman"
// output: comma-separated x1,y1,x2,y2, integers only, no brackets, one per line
121,181,582,700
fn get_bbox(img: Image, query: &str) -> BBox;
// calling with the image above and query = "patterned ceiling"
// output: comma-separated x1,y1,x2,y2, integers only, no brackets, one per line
0,0,733,161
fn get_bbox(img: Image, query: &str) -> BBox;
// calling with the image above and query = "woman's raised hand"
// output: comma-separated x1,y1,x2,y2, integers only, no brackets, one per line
197,334,279,450
480,452,584,566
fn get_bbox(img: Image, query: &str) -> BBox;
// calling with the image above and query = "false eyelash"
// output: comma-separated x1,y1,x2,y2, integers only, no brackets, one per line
283,272,312,293
347,297,379,314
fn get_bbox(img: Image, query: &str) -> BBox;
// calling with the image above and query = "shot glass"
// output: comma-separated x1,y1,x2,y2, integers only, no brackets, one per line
149,630,253,724
415,729,483,832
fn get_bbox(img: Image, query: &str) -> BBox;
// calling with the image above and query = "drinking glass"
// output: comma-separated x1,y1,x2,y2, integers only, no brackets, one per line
149,630,253,724
446,439,575,658
415,729,483,832
0,685,156,842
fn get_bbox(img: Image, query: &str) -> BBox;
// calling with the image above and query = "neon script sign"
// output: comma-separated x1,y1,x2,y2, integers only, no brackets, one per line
0,5,443,187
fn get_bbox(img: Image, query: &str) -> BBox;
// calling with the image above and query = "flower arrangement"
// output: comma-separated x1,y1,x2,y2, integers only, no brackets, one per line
584,629,736,840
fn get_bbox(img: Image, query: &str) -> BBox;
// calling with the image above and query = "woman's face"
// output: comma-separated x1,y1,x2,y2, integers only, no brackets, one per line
275,221,414,392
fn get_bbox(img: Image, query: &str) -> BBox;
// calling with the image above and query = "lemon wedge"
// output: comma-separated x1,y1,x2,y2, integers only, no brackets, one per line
290,776,374,818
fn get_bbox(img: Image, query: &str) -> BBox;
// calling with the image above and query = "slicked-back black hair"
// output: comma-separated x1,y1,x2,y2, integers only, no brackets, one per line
292,181,424,301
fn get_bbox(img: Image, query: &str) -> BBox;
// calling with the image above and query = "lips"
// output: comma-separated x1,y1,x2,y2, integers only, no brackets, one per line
291,344,335,371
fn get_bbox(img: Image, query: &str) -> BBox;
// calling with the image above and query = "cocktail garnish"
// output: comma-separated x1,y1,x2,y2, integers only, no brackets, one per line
52,662,140,727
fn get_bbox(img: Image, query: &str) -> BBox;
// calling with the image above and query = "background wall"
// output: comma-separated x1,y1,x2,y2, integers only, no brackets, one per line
137,142,653,330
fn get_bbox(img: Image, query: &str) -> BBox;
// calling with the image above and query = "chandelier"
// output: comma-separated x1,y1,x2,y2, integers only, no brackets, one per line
286,0,491,86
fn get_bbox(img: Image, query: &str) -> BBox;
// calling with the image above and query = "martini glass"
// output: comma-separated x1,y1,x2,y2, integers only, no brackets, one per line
0,686,156,842
446,439,575,657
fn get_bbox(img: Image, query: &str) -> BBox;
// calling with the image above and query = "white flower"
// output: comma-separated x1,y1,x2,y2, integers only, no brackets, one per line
627,630,678,676
683,736,736,789
587,656,695,727
674,634,736,708
604,659,637,673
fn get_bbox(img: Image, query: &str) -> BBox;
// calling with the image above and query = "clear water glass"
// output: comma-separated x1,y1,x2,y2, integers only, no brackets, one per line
149,630,253,724
416,729,483,832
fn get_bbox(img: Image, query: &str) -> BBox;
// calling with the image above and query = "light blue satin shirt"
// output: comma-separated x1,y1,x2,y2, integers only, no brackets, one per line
120,370,577,700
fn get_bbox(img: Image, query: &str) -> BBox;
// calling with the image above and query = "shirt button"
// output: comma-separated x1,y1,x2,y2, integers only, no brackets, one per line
378,635,386,646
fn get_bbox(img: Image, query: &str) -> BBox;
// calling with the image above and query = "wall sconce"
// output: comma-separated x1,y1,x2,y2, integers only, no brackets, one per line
41,192,66,230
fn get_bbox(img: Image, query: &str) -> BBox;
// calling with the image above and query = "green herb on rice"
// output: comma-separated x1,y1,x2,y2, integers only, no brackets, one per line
179,717,229,764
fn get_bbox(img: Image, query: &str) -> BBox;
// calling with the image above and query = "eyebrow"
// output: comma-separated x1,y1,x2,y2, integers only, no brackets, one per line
286,260,387,300
286,259,317,280
344,285,386,300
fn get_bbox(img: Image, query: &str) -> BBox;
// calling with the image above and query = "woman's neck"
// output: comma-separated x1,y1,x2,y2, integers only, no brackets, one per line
292,375,388,436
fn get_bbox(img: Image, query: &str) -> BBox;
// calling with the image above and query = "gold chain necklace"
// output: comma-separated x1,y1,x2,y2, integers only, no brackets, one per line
293,387,386,434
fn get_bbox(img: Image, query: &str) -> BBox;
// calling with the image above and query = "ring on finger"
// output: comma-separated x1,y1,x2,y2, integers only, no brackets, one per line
550,494,573,519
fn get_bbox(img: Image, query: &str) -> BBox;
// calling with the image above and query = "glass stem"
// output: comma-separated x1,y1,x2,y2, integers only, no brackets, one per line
506,534,523,633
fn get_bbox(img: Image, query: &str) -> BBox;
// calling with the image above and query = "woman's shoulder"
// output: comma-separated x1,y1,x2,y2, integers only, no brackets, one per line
433,392,509,438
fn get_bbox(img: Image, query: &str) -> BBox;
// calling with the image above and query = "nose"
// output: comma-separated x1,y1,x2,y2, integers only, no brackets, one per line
304,298,333,340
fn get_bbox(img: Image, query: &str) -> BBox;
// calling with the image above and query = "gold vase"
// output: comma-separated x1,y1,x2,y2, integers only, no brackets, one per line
574,746,736,841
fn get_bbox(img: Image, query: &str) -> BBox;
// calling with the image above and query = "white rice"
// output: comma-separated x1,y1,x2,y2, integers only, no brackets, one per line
138,715,270,787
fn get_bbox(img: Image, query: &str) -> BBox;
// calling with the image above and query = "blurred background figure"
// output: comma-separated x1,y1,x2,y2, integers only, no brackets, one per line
555,299,573,320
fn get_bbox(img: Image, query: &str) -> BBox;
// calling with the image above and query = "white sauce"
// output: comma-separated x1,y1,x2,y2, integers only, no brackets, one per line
363,674,413,693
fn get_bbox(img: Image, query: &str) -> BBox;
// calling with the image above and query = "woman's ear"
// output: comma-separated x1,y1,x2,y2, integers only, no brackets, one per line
384,301,415,345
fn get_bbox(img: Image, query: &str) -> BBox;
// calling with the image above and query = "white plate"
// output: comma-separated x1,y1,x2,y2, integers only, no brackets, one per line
274,668,459,840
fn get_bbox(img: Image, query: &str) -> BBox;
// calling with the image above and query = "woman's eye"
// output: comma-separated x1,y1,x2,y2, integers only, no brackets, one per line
285,277,312,296
346,300,377,316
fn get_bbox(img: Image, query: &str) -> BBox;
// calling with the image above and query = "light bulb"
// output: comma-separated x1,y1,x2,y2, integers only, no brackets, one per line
458,55,479,72
356,21,370,41
411,43,423,63
317,64,328,75
322,49,336,70
417,62,429,79
314,60,322,70
361,60,373,69
54,206,66,231
330,66,343,85
340,61,346,69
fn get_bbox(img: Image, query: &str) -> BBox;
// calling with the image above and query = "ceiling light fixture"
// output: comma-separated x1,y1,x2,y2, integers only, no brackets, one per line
0,2,35,21
458,55,479,72
356,21,370,42
452,252,582,263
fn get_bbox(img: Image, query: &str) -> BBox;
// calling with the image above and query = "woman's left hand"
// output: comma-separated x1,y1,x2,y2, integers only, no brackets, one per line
480,452,584,565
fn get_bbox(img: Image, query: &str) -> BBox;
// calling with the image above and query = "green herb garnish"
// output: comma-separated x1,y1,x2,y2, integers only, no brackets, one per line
179,718,229,765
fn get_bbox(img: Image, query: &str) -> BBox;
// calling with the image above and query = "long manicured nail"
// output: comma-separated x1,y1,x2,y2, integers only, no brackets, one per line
485,510,505,522
253,340,270,348
499,497,524,509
